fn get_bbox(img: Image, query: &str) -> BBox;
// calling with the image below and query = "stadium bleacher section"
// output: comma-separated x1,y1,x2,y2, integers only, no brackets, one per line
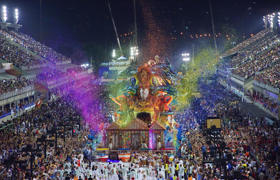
232,35,280,78
223,29,271,57
255,63,280,89
0,32,43,67
0,28,90,126
0,29,71,71
0,78,32,94
219,28,280,119
8,30,71,64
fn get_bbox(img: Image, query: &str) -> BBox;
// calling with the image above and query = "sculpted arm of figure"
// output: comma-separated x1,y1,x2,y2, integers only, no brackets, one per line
111,95,127,109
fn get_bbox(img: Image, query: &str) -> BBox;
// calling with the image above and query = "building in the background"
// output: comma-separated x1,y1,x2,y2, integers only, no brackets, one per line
99,56,132,80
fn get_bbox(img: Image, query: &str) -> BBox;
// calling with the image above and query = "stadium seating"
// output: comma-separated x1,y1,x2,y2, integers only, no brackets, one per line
0,34,43,67
223,29,271,56
254,63,280,89
0,29,71,70
9,30,71,63
0,78,33,95
232,35,280,78
220,28,280,118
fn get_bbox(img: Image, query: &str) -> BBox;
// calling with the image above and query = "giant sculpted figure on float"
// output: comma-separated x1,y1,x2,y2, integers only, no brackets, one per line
111,61,173,124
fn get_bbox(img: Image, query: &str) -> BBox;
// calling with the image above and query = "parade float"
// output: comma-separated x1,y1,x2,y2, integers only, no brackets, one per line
91,48,219,161
105,56,180,151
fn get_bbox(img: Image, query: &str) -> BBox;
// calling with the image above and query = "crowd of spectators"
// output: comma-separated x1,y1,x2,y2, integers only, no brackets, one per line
254,63,280,89
222,118,279,179
232,40,280,78
223,28,280,87
0,31,44,67
246,90,279,116
177,80,280,179
66,67,86,73
0,77,33,95
36,68,66,82
0,98,86,179
36,66,89,83
0,68,112,179
0,94,34,117
0,29,71,69
175,79,240,131
230,30,279,72
221,28,280,122
8,30,71,63
223,29,270,57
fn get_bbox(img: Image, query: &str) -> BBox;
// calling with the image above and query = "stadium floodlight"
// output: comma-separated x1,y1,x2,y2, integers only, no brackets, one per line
1,5,7,23
183,57,190,62
130,46,139,58
135,47,139,56
269,13,275,29
181,53,190,57
182,52,190,62
112,49,116,58
14,8,19,24
278,12,280,27
267,14,272,28
81,63,89,68
130,47,134,57
263,16,268,28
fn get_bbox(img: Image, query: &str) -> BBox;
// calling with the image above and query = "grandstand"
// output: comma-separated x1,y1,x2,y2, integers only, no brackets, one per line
219,25,280,120
0,27,92,125
221,29,272,57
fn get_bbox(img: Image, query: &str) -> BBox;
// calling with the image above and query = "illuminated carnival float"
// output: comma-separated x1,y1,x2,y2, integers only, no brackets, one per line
106,56,179,151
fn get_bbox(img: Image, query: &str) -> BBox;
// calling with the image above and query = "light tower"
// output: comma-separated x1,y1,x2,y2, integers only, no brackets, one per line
0,6,22,31
181,52,190,62
112,49,116,59
268,13,275,30
263,16,268,29
1,5,7,23
14,8,19,24
130,46,139,61
278,12,280,28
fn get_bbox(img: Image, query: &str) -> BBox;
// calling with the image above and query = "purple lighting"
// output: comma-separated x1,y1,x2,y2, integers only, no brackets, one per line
37,64,105,132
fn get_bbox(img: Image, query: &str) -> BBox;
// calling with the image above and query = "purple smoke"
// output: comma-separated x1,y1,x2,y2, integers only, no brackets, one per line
36,64,106,132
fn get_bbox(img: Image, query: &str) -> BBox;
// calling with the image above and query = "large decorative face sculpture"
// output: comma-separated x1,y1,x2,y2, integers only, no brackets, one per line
136,65,152,101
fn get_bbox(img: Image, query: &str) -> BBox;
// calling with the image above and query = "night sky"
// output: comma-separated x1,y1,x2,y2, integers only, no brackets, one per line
1,0,280,62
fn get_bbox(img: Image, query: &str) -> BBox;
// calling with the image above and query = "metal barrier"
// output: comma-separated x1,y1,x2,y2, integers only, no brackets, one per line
0,103,35,124
231,73,245,82
21,64,47,70
0,112,11,119
56,61,71,65
253,80,279,94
